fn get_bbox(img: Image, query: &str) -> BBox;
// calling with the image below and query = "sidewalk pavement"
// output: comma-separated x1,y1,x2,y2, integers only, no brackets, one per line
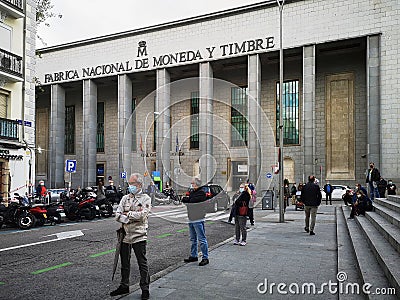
122,205,339,299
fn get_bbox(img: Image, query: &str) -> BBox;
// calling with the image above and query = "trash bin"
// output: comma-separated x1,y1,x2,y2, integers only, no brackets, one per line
262,190,274,210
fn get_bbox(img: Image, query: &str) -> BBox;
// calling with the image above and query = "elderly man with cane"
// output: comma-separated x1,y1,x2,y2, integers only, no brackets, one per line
111,173,151,299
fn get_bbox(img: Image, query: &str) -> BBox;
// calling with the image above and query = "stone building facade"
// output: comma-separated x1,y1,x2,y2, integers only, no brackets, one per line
35,0,399,192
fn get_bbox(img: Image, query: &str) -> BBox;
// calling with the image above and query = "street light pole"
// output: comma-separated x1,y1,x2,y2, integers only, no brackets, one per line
144,111,159,185
277,0,285,223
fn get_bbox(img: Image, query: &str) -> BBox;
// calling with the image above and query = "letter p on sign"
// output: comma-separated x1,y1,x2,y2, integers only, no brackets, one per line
66,160,77,173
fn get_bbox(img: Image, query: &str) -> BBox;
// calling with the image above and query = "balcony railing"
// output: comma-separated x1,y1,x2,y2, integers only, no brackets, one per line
0,118,19,140
0,0,23,12
0,48,23,78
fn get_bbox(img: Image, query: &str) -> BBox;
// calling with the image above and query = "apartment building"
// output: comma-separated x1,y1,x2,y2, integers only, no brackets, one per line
0,0,36,197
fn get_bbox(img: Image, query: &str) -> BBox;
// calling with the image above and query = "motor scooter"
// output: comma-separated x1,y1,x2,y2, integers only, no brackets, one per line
153,190,172,205
162,187,181,205
0,195,35,230
63,188,97,221
94,195,113,218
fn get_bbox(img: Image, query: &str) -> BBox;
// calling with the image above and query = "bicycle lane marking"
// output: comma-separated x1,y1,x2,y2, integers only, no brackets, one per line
31,262,73,275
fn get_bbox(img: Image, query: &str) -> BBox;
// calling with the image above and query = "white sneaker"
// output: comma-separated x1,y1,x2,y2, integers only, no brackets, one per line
233,240,239,245
239,241,247,246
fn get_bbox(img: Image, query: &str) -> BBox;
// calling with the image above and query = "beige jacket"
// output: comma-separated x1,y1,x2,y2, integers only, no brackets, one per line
115,191,151,244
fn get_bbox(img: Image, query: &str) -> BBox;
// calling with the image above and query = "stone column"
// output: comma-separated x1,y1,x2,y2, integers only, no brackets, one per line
248,54,261,185
156,69,171,186
118,75,133,183
83,79,97,187
49,84,65,188
302,45,316,179
199,62,214,184
367,35,381,167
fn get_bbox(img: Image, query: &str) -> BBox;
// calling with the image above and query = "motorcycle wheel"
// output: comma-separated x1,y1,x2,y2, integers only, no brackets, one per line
165,196,172,205
85,208,96,220
52,212,62,224
172,196,181,205
18,213,35,230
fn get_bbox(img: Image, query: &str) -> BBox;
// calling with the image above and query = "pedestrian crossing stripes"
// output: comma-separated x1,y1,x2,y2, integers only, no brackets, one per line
150,206,230,222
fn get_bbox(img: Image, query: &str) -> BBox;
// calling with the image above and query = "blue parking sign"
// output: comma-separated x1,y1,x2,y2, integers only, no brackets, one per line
120,172,127,179
66,160,77,173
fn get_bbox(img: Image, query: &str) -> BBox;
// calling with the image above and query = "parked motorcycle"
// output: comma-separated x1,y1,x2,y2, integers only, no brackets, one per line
163,187,181,205
63,188,97,221
105,189,118,205
30,204,48,226
94,195,113,218
153,190,172,205
0,195,35,230
45,202,65,224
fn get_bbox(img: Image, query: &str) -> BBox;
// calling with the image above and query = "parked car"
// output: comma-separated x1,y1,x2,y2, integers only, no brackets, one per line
203,184,230,212
182,184,230,213
320,185,353,200
48,189,67,203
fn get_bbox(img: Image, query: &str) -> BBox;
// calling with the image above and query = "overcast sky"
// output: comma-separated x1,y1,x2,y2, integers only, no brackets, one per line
36,0,263,48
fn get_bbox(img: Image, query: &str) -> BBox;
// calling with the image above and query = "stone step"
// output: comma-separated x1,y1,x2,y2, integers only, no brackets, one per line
387,195,400,205
336,207,364,300
355,214,400,297
365,210,400,254
374,198,400,214
341,206,396,299
374,203,400,229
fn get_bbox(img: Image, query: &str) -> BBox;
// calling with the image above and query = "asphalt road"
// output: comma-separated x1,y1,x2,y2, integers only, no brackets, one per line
0,205,234,300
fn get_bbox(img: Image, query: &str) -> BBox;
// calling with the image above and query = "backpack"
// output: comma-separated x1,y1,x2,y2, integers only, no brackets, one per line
238,200,248,216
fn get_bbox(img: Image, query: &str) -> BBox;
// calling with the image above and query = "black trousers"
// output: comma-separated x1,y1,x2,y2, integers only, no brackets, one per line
120,241,150,291
248,208,254,225
325,193,332,204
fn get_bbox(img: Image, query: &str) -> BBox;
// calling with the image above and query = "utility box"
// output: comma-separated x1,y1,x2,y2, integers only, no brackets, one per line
262,190,274,210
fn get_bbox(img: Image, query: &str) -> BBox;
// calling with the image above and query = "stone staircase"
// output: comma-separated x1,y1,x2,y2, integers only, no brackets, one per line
338,195,400,299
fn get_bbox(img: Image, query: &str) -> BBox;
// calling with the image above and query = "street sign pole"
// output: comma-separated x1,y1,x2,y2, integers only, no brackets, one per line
69,172,72,195
65,160,77,196
277,0,285,223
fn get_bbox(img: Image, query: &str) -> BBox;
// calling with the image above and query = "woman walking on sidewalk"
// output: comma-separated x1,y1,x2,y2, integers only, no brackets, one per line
233,184,251,246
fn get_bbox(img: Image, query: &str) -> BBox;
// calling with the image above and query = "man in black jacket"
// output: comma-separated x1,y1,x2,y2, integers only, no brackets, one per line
366,162,380,200
301,175,322,235
181,177,209,266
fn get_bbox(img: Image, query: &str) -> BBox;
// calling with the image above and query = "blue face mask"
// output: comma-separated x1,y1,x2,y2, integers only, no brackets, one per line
239,188,244,193
128,185,138,194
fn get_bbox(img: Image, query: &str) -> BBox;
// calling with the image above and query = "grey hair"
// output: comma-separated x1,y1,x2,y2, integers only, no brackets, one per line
193,177,202,187
130,173,144,185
